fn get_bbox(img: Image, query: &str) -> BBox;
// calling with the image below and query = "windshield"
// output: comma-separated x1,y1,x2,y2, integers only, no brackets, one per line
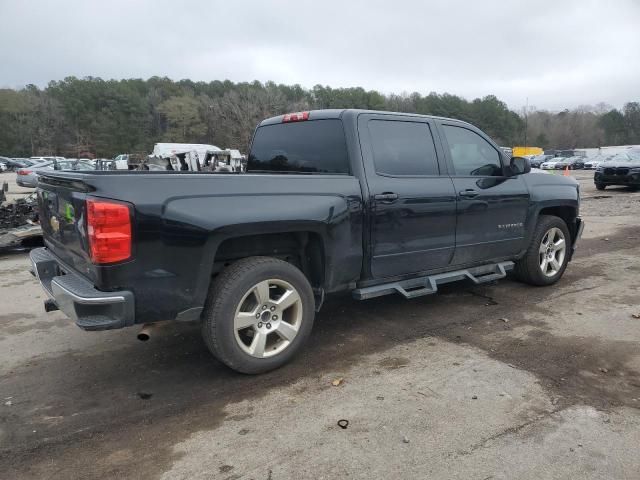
608,152,640,163
627,148,640,162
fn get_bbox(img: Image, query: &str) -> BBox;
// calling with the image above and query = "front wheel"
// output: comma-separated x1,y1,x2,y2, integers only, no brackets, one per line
595,183,606,191
201,256,315,374
514,215,571,286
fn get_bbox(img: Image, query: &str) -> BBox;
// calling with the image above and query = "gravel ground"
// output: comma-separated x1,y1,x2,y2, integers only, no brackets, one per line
1,169,639,480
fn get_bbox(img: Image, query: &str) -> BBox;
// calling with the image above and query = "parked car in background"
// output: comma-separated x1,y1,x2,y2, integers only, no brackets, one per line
529,154,553,168
594,149,640,190
540,157,562,170
555,156,585,170
584,154,614,170
16,162,50,187
1,157,35,171
30,156,65,163
0,156,13,171
15,158,36,167
16,159,94,187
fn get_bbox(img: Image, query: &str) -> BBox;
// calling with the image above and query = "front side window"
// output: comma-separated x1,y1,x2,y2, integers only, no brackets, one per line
368,120,439,176
442,125,503,176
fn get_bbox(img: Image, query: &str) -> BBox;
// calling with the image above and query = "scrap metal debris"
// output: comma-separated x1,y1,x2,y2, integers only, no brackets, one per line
0,192,41,249
1,192,38,229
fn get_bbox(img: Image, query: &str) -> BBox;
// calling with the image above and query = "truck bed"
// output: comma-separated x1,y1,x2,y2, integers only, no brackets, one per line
36,170,364,324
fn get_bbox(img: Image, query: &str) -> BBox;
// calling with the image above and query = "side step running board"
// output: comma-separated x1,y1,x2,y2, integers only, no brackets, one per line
352,261,514,300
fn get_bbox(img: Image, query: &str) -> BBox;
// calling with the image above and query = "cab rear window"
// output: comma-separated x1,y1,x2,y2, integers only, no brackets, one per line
248,119,350,174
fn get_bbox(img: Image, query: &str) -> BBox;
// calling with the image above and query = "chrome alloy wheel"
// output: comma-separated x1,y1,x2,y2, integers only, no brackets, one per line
539,227,566,277
233,279,303,358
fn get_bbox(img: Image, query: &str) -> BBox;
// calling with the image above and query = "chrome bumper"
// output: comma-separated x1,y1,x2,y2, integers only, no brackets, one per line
29,247,134,330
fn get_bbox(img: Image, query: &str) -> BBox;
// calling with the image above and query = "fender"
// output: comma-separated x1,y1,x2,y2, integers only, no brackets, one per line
520,173,580,256
161,190,364,309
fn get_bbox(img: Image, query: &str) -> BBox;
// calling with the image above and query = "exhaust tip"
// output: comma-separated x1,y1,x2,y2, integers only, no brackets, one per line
137,323,155,341
44,299,59,312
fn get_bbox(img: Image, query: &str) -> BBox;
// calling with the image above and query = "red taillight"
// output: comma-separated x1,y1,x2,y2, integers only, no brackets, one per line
282,111,309,123
86,199,132,264
17,169,32,175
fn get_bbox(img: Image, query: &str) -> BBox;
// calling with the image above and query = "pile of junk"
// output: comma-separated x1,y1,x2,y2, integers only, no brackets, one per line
100,144,246,173
0,181,42,250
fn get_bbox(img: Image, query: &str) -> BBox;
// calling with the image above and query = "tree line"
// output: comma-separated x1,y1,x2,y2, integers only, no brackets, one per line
0,76,638,157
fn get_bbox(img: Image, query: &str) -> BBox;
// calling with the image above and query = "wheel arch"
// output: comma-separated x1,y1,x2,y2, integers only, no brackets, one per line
212,229,327,291
536,205,579,245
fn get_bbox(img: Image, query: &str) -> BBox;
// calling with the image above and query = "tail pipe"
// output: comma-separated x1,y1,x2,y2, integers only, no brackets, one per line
137,323,156,342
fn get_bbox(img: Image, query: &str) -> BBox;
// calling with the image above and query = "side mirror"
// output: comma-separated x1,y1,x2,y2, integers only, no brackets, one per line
509,156,531,175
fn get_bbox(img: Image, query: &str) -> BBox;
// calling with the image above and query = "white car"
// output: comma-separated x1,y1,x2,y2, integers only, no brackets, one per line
540,159,561,170
30,156,65,163
584,155,613,170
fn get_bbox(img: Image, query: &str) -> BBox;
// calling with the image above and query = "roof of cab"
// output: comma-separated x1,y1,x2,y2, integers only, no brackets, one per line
258,109,473,128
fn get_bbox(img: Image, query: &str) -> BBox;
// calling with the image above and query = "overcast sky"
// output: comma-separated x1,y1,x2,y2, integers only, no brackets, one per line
1,0,638,110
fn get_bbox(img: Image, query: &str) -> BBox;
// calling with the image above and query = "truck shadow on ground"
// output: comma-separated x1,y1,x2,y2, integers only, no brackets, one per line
2,225,640,479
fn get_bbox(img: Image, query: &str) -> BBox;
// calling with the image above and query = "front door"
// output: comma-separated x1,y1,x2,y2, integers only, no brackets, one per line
358,114,457,279
437,122,530,265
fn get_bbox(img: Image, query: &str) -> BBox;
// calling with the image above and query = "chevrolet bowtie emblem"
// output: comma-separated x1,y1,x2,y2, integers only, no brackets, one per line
50,216,60,233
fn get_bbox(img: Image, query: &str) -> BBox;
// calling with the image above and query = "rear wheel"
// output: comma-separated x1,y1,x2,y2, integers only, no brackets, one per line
201,256,315,374
514,215,571,286
595,183,606,191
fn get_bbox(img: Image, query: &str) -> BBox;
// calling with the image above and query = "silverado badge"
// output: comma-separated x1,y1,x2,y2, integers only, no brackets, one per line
497,222,524,229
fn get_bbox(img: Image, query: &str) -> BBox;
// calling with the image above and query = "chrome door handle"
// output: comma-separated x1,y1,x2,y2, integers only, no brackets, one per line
374,193,399,202
459,189,479,198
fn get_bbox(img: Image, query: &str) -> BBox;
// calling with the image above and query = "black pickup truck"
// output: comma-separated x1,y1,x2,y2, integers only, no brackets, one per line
31,109,583,373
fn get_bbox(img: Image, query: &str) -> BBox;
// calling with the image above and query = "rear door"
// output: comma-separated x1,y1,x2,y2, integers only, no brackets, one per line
358,113,457,279
437,121,530,265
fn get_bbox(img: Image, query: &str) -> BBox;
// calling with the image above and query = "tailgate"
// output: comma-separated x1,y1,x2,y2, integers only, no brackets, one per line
37,173,94,278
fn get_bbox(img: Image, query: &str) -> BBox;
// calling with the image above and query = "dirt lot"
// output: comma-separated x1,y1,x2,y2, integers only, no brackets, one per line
1,170,639,480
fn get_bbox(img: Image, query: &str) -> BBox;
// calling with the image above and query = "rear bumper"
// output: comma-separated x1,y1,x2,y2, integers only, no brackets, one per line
16,177,36,188
29,247,135,331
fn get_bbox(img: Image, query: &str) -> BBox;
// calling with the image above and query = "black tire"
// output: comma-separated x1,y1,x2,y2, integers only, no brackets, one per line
595,183,606,191
514,215,571,286
201,256,315,374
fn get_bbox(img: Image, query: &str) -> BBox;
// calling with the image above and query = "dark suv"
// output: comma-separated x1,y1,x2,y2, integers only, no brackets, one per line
594,149,640,190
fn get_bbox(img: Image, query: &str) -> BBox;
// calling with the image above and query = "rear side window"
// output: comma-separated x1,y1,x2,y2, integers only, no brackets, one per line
248,119,350,174
368,120,439,176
